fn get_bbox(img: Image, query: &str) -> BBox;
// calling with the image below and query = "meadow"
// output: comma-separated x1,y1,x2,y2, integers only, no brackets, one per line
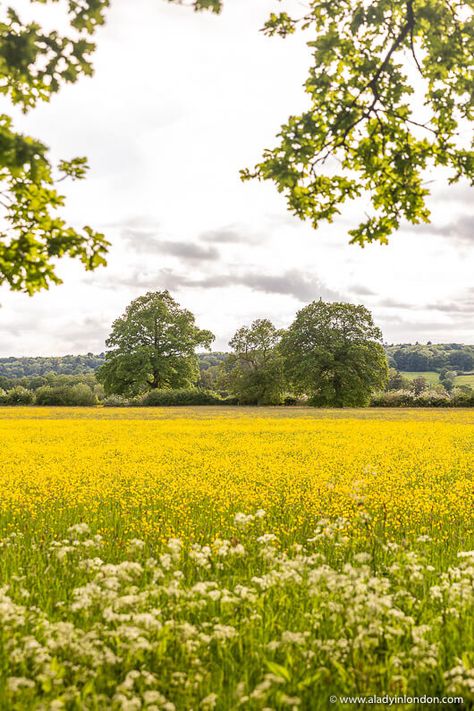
401,371,474,388
0,407,472,710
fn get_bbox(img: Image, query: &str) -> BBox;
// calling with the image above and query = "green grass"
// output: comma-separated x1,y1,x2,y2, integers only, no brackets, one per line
454,373,474,386
402,371,474,388
401,371,440,384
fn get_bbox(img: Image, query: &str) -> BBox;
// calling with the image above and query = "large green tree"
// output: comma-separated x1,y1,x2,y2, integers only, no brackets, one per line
280,300,388,406
97,291,214,396
1,0,472,293
224,318,285,404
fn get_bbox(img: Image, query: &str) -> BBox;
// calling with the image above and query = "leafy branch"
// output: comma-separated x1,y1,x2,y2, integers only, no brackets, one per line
241,0,474,245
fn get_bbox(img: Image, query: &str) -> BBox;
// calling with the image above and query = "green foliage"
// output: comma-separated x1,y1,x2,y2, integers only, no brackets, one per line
386,343,474,373
386,368,412,391
241,0,474,244
102,393,131,407
439,368,457,393
0,354,104,380
0,2,110,292
371,388,474,407
102,388,236,406
410,375,429,396
225,319,286,405
35,383,97,406
197,352,228,391
1,385,34,405
97,291,214,397
281,301,388,407
141,388,228,406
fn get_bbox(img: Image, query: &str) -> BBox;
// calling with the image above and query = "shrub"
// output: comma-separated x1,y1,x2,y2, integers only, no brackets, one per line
371,389,467,408
416,389,450,407
371,390,416,407
69,384,98,406
35,384,97,406
140,389,225,407
451,390,474,407
283,395,307,406
103,394,131,407
3,386,34,406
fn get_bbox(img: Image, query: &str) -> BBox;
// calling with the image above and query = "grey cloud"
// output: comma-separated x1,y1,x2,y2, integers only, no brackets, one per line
185,269,341,303
378,298,413,309
227,271,341,302
374,294,474,316
0,313,45,340
431,182,473,205
122,229,219,261
0,313,109,355
98,268,342,304
93,269,180,292
384,318,474,337
102,216,160,230
199,226,265,245
60,317,109,352
349,284,376,296
425,300,474,314
416,215,474,243
200,228,244,244
265,213,300,228
158,241,219,261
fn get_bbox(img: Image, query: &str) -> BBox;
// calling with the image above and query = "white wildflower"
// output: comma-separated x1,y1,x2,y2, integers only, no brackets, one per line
234,512,254,528
67,522,90,537
200,693,218,709
7,677,35,692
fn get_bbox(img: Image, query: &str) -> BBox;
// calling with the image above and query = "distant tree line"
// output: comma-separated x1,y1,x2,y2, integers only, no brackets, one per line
0,354,104,379
2,292,474,408
4,344,473,382
386,344,474,373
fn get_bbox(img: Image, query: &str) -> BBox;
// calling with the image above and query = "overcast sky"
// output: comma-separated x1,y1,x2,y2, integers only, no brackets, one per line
0,0,473,356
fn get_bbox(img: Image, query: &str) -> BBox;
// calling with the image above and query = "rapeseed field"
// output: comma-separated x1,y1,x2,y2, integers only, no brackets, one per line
0,407,473,710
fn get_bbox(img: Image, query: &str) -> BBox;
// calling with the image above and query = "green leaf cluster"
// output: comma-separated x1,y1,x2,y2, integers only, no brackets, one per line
242,0,474,244
280,301,388,406
0,0,110,292
225,319,286,405
97,291,215,397
225,305,388,407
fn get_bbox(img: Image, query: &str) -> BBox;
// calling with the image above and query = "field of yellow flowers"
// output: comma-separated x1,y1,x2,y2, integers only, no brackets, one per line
0,407,473,710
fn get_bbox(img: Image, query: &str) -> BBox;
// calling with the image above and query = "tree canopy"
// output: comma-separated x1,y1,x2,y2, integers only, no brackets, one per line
280,300,388,406
97,291,214,396
0,0,472,292
225,319,285,405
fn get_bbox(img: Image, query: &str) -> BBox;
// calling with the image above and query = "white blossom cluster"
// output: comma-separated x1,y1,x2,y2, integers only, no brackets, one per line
0,518,472,709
